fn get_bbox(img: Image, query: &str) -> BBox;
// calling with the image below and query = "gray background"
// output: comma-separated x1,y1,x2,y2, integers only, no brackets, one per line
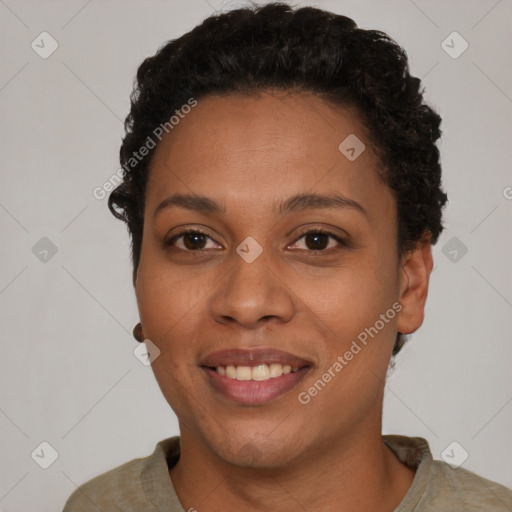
1,0,511,510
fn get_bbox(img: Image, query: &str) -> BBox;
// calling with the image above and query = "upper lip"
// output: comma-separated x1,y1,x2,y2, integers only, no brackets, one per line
201,348,313,368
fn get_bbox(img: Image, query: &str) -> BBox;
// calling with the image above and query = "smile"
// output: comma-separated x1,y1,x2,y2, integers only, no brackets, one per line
200,348,312,405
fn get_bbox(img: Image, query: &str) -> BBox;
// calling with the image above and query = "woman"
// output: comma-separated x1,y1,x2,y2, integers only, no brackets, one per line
63,3,512,510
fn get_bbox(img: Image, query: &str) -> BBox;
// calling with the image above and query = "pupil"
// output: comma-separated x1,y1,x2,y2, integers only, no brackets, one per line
306,233,328,250
184,233,206,250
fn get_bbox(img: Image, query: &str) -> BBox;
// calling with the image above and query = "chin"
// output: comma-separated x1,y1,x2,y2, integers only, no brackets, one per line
204,427,307,470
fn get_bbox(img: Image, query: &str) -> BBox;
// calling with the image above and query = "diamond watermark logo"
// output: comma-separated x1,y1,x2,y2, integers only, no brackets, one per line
442,236,468,263
338,134,365,161
134,339,161,366
441,441,469,468
441,32,468,59
32,237,58,263
31,32,59,59
236,236,263,263
31,441,59,469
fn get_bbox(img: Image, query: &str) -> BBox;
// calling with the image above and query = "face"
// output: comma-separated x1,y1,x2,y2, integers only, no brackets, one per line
135,91,430,468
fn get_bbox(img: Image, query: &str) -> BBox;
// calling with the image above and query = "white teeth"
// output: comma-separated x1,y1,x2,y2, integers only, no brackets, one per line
252,364,270,381
268,364,283,378
225,365,237,379
236,366,252,381
215,363,301,381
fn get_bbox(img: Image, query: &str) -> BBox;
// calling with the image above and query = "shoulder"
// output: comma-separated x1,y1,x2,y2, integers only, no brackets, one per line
62,437,181,512
63,457,147,511
425,459,512,510
383,435,512,510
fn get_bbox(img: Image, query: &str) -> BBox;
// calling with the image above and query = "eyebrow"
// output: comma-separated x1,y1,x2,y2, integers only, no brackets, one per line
153,192,367,218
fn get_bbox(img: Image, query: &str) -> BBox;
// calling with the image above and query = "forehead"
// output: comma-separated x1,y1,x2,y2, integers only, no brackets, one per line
145,91,391,222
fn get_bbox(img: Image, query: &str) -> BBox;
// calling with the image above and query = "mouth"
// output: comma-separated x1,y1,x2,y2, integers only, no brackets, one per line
200,348,312,405
213,363,301,380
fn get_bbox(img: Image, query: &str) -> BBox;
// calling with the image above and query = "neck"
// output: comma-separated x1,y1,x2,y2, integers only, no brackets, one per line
169,422,415,511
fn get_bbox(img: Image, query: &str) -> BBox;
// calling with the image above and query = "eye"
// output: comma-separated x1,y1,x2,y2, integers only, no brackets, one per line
164,227,348,253
164,229,221,251
288,229,347,252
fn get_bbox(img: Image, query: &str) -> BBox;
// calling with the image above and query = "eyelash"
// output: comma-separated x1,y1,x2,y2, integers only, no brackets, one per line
164,227,348,253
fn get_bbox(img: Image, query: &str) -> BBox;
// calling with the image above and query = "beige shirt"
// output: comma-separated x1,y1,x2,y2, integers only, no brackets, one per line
63,435,512,511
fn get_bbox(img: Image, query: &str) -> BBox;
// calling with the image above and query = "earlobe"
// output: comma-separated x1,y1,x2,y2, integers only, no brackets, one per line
396,232,434,335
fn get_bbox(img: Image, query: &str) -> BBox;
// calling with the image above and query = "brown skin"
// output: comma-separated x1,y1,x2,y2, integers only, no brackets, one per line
135,91,433,511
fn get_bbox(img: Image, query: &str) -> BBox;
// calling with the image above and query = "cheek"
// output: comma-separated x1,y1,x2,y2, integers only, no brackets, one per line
136,248,212,344
136,263,209,416
295,264,399,422
303,258,398,345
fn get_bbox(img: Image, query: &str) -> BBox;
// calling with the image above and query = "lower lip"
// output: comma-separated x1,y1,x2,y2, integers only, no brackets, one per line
202,367,310,405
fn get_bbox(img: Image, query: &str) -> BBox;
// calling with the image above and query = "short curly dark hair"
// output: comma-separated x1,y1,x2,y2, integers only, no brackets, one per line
108,2,447,357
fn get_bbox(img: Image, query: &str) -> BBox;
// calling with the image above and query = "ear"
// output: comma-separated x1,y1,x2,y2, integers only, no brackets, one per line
396,232,434,335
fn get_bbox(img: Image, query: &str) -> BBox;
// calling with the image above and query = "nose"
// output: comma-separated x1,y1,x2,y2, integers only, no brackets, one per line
209,246,296,329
